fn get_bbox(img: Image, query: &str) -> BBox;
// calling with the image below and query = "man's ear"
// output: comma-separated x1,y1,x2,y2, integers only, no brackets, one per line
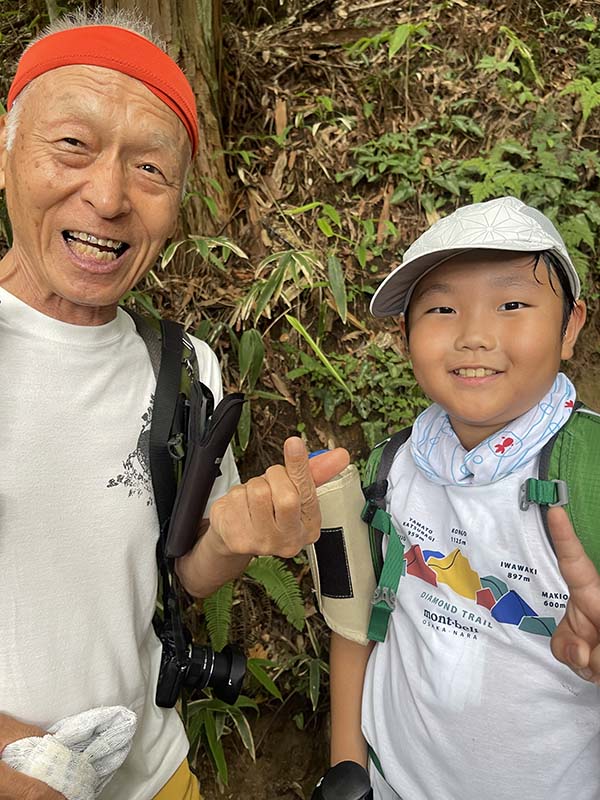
0,114,7,191
561,299,587,360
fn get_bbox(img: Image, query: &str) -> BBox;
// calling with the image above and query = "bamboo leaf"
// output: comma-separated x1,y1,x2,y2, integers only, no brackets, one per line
247,658,283,701
204,710,228,784
308,658,321,711
160,239,185,269
245,556,305,630
254,261,287,320
283,201,323,215
227,707,256,760
285,315,354,400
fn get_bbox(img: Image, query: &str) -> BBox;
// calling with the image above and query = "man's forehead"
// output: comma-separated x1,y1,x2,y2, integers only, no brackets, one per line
23,66,189,152
7,25,199,156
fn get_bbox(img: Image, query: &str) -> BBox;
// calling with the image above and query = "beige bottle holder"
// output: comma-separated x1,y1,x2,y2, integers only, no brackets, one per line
306,464,375,646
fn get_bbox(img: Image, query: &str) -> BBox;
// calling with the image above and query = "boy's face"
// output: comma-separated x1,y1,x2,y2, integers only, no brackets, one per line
404,250,586,451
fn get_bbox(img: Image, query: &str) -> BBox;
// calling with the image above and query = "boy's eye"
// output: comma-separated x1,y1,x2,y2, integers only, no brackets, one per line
499,301,528,311
426,306,455,314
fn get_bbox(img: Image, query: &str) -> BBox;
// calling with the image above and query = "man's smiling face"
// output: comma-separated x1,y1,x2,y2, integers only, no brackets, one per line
0,65,190,325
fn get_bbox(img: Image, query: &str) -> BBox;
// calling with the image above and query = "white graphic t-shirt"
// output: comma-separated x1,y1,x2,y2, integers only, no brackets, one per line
361,415,600,800
0,287,239,799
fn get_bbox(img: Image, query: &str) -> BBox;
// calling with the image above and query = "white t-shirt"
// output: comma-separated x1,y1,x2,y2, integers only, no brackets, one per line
362,438,600,800
0,286,239,799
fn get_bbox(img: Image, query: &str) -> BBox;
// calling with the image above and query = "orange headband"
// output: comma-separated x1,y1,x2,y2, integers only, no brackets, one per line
7,25,199,157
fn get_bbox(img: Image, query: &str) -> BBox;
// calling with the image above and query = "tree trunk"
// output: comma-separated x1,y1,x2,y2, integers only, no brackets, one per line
103,0,231,236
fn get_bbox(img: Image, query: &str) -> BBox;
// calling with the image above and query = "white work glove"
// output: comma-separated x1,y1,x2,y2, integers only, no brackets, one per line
1,706,136,800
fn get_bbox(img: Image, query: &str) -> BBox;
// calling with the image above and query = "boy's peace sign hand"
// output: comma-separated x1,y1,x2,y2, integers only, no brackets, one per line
549,506,600,682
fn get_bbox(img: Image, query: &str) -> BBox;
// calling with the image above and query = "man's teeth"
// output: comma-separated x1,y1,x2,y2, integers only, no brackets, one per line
69,241,118,262
67,231,124,249
455,368,498,378
65,231,126,262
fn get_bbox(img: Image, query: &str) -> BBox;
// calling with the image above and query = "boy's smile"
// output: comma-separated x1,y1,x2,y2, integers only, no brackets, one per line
405,250,586,451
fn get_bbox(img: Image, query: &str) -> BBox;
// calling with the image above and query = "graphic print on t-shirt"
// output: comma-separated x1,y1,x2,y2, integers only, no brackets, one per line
107,398,153,505
403,539,559,638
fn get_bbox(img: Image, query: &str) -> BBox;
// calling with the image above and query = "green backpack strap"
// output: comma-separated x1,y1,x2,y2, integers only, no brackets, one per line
362,427,412,643
520,405,600,572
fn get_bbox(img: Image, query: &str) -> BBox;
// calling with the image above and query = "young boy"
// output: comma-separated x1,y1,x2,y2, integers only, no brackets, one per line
328,196,600,800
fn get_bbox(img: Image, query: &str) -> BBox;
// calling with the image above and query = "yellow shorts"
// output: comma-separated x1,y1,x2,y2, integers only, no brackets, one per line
153,759,201,800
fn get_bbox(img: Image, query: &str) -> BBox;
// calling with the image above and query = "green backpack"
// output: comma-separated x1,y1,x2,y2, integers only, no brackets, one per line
361,403,600,643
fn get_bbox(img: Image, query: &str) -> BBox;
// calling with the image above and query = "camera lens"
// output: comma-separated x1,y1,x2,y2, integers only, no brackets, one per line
209,644,247,705
185,644,246,705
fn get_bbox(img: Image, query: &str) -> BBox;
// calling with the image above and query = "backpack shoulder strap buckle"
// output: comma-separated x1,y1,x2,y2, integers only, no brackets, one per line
519,477,569,511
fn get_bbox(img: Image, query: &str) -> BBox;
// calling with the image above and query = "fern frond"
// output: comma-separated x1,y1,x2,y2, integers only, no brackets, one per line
204,581,234,651
245,556,305,630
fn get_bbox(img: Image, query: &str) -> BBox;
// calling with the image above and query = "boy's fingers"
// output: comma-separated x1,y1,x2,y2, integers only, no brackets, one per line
547,507,600,593
308,448,350,487
551,623,591,671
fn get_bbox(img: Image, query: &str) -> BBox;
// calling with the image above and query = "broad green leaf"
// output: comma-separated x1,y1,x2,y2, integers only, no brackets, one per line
321,204,341,226
237,399,252,452
389,23,411,59
202,194,219,220
327,254,347,323
317,217,335,237
239,329,265,390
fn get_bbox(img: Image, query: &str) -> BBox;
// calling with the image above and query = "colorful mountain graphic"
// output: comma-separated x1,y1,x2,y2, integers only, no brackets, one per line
404,545,555,637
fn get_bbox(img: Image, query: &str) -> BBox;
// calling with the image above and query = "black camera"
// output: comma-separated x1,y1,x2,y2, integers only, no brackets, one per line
156,619,246,708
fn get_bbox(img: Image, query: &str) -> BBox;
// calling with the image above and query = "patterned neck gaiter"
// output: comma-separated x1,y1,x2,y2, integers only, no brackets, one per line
410,372,576,486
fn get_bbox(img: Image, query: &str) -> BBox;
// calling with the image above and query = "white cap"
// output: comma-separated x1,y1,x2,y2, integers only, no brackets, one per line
370,196,581,317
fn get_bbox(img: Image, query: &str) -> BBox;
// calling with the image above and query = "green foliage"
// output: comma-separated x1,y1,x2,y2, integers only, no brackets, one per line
286,342,429,449
203,582,234,652
186,694,259,786
271,617,328,714
161,235,248,271
561,77,600,125
347,20,437,61
203,556,305,649
245,556,306,631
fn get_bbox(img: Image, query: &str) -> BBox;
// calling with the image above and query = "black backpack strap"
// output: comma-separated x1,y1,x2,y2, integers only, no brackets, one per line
125,308,162,380
150,319,186,535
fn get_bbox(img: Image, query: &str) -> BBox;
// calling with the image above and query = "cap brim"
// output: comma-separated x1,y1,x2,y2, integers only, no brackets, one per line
370,243,580,318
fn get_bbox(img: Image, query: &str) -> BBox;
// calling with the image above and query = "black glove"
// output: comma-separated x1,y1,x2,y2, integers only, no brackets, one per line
311,761,373,800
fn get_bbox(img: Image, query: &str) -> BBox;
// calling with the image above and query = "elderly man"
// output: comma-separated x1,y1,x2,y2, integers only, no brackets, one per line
0,11,347,800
